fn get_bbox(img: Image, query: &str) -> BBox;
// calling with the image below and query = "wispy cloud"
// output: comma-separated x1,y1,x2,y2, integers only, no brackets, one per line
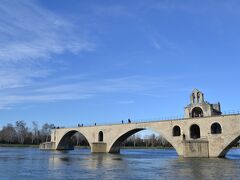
0,0,93,63
118,100,135,104
0,75,183,109
0,0,94,108
0,66,52,89
0,0,94,87
152,38,177,50
0,1,188,109
94,4,132,17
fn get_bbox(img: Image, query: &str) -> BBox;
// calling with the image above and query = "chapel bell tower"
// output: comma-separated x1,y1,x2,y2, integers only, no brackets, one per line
184,89,222,118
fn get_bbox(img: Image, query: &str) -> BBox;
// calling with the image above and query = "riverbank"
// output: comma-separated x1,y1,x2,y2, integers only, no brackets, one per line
0,144,39,148
1,144,239,150
122,146,173,149
75,146,173,149
0,144,173,149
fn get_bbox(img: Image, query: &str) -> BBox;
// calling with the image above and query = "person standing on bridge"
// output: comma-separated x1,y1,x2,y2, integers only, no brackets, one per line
182,133,186,140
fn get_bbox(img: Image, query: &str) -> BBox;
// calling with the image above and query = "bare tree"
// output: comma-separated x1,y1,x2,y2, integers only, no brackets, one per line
0,123,17,143
150,134,156,147
41,123,54,142
32,121,39,144
15,120,28,144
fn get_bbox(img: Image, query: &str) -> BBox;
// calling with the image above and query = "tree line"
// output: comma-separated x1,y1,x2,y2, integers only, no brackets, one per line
0,120,54,144
123,134,172,148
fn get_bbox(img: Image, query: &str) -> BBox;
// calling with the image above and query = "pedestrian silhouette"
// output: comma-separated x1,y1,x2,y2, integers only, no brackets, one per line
183,133,186,140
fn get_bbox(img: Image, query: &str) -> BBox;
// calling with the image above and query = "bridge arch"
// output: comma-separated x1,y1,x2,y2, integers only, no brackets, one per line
108,128,145,153
108,127,181,155
56,130,90,150
218,135,240,157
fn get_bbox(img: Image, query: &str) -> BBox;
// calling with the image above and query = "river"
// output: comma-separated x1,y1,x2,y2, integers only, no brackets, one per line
0,147,240,179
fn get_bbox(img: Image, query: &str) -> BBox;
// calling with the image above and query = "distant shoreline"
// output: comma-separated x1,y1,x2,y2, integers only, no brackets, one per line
0,144,39,148
121,146,174,149
1,144,239,150
0,144,173,149
75,146,174,149
77,146,240,150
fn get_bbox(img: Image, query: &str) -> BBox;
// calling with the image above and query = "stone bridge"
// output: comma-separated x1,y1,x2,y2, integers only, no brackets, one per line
41,114,240,158
40,89,240,158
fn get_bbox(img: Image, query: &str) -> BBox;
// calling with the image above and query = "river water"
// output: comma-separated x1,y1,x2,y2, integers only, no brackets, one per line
0,147,240,180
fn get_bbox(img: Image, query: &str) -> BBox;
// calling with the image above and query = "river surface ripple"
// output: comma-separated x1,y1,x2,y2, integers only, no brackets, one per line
0,147,240,180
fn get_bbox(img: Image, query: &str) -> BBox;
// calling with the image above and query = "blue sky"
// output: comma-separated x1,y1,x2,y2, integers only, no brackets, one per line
0,0,240,129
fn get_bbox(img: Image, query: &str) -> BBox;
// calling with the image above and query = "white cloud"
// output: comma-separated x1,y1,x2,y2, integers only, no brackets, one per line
0,93,93,109
0,75,183,109
0,0,94,108
0,1,188,109
0,66,52,89
0,0,94,89
0,0,93,62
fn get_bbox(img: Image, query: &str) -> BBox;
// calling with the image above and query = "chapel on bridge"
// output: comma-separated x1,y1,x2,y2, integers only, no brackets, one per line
184,89,222,118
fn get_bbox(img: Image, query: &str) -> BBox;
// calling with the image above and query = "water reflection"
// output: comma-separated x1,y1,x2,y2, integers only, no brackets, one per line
167,151,240,179
0,147,240,179
48,149,130,179
46,148,240,179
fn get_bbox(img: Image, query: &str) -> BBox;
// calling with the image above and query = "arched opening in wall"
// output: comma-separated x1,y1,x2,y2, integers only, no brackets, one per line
191,107,203,118
211,123,222,134
57,130,90,150
98,131,103,142
109,128,174,154
192,93,195,103
190,124,200,139
172,126,181,137
197,92,200,103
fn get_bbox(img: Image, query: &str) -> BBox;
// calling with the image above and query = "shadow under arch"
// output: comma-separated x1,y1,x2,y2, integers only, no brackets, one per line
109,128,145,153
108,128,176,154
218,135,240,157
57,130,90,150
